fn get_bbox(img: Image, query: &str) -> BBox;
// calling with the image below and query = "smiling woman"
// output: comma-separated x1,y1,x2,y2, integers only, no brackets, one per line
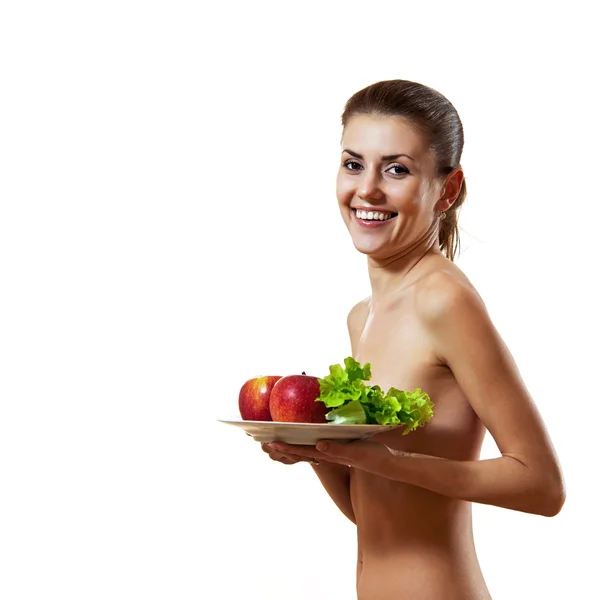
336,81,466,263
261,80,566,600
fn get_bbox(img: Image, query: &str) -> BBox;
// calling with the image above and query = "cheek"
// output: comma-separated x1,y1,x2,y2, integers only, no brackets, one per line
392,182,425,215
336,173,353,204
400,197,422,216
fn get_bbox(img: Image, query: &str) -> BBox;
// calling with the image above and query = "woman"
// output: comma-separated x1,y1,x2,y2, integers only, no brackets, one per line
261,80,566,600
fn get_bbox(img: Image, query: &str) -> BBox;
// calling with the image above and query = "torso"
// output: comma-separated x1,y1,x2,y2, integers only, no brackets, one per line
349,254,492,600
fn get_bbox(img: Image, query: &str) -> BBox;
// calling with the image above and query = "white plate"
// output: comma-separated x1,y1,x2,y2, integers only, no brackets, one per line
218,417,398,445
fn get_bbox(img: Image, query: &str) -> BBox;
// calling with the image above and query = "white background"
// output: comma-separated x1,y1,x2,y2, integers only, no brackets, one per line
1,1,598,599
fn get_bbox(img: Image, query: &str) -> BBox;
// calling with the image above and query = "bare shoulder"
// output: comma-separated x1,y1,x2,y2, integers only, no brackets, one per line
347,296,370,329
412,262,515,384
414,263,488,325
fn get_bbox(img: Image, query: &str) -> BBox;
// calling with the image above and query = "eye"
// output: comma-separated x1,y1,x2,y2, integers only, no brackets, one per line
386,164,410,176
343,160,363,171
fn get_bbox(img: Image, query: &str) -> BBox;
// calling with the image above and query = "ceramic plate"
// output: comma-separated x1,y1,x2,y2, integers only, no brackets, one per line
218,417,398,445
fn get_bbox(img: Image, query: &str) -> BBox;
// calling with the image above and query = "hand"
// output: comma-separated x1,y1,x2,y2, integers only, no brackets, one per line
261,442,331,466
266,439,397,475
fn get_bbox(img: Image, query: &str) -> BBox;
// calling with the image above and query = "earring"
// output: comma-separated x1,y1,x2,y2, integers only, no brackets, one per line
439,212,447,220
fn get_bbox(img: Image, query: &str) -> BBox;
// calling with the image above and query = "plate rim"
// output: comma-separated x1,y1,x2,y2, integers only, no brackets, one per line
217,417,397,429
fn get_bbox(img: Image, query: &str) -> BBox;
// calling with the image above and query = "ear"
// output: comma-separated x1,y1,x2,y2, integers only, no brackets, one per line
436,167,464,212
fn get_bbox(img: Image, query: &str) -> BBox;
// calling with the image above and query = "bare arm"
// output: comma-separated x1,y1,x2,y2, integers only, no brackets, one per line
262,440,355,522
405,278,566,516
310,462,355,523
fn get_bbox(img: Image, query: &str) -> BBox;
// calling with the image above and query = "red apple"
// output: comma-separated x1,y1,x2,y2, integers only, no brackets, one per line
239,376,282,421
269,372,328,423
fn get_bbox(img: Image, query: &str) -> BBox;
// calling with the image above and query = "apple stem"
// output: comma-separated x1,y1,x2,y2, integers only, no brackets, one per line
302,371,306,375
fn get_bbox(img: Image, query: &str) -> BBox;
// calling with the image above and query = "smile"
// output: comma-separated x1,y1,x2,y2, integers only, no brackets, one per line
351,208,398,228
352,208,397,221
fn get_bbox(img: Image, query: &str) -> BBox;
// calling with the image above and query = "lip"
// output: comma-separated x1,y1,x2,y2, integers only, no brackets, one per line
351,208,397,229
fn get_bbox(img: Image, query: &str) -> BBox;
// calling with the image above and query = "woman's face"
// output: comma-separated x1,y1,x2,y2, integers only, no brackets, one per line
336,114,443,259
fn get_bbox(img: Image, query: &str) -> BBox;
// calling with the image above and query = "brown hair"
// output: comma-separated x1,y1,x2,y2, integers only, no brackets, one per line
341,80,466,262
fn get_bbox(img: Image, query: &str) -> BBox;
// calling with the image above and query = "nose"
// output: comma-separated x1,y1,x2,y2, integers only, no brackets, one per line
357,167,384,201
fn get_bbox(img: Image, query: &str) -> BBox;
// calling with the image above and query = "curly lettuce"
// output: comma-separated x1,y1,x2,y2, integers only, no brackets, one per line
316,357,434,434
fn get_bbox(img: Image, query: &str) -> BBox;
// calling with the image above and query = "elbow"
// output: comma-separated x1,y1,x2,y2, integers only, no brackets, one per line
544,486,566,517
507,455,566,516
538,479,567,518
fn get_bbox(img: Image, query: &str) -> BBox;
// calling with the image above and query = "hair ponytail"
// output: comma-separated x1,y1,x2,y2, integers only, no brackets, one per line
439,177,467,262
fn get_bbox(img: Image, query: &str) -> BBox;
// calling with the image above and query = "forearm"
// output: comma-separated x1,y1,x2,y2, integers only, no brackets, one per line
311,463,356,524
384,451,565,517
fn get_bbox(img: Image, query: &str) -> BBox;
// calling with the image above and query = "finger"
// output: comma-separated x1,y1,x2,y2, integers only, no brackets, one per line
262,441,300,453
262,443,315,466
268,442,320,458
315,440,397,472
316,440,351,456
262,442,287,456
267,450,287,462
268,449,304,464
268,443,332,465
274,455,297,465
314,440,365,465
261,442,273,454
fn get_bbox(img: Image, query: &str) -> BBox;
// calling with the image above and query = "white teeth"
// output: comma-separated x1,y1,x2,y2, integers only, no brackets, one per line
355,209,393,221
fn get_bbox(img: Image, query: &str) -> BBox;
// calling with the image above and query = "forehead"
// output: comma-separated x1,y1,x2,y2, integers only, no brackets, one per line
341,114,428,158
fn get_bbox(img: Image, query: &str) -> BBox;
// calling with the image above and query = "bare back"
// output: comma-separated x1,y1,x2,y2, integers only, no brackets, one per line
348,255,492,600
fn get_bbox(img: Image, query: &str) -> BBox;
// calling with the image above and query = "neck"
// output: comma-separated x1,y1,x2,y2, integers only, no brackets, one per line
367,220,441,305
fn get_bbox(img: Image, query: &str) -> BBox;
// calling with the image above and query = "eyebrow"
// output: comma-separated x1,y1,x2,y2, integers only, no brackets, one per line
342,149,415,161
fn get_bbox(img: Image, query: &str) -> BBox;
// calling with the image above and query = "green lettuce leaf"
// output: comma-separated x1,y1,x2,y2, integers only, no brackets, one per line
317,358,370,408
316,357,434,432
325,400,367,424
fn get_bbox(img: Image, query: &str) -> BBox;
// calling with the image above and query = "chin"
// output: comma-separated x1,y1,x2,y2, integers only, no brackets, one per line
346,225,393,258
351,238,389,258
